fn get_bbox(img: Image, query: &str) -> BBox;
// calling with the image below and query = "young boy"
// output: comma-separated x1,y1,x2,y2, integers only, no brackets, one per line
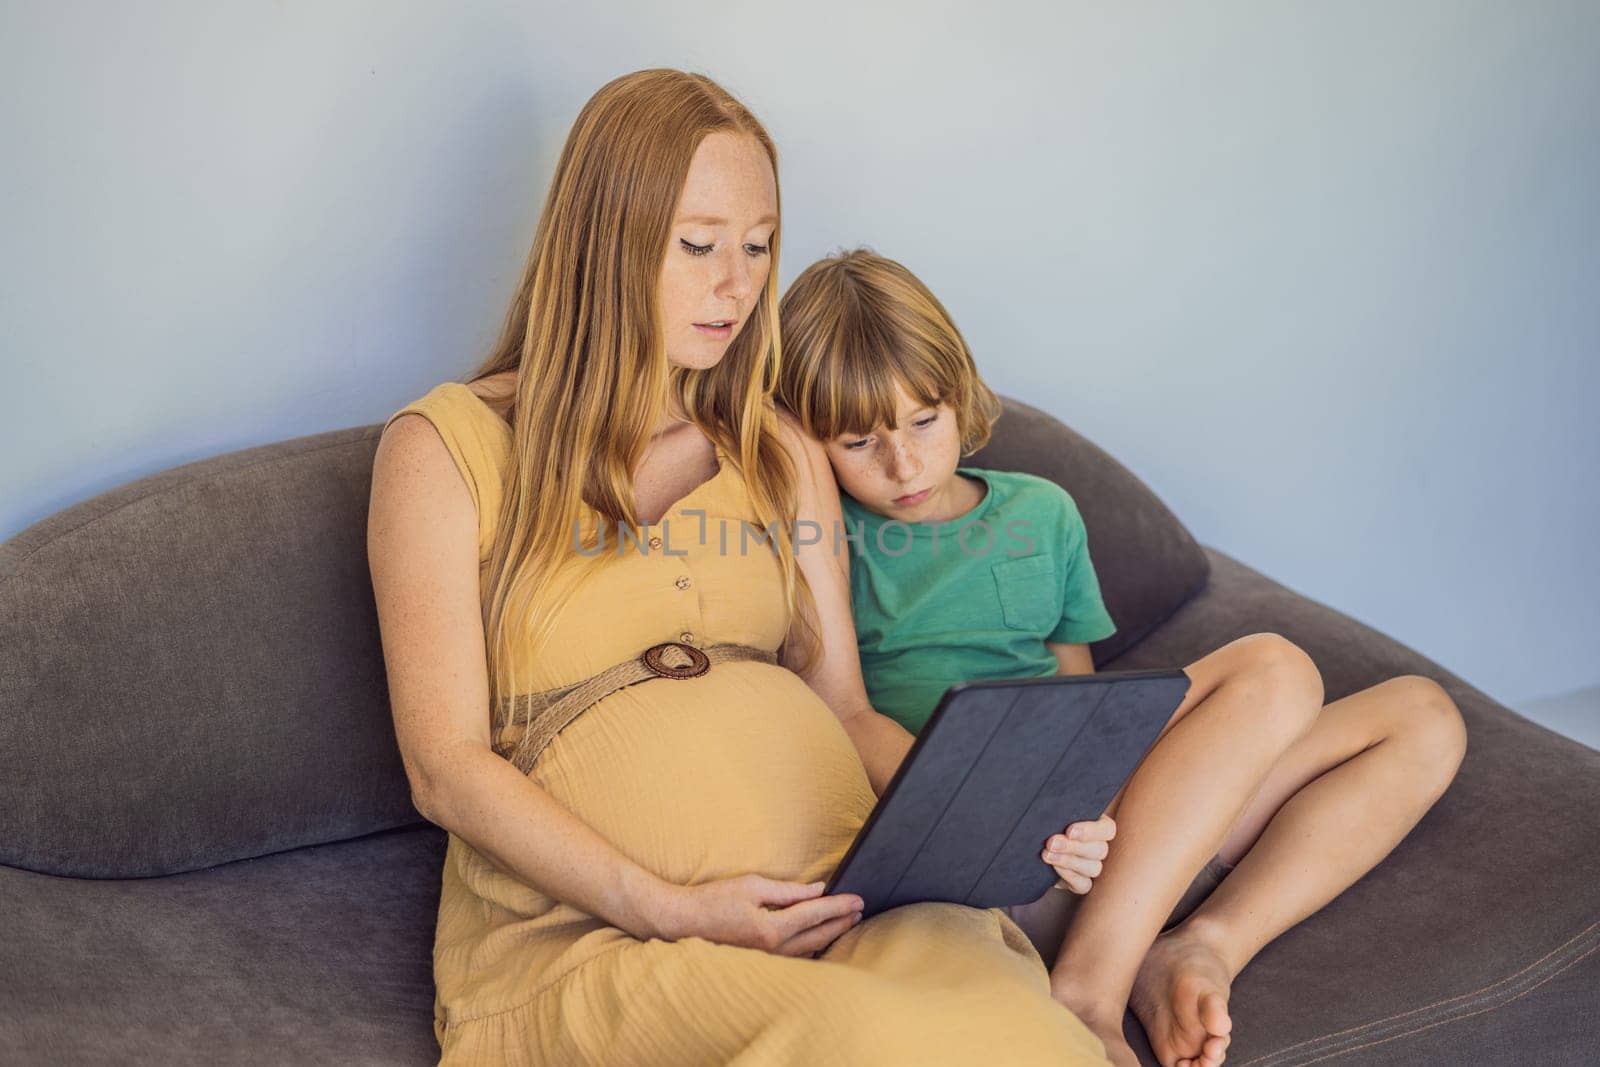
774,247,1161,893
776,248,1466,1067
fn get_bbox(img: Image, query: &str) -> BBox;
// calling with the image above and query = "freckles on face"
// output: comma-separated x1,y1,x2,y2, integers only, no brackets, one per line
823,441,883,506
658,131,778,370
825,383,965,517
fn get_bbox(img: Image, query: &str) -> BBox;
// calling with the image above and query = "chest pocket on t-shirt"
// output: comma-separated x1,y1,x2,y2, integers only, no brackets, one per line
990,554,1058,631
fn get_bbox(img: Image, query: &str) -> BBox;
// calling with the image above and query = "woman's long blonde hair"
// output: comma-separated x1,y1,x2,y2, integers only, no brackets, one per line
462,69,819,770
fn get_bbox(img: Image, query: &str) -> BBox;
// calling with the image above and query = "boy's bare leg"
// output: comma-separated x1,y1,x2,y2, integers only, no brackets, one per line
1041,634,1326,1067
1128,674,1465,1067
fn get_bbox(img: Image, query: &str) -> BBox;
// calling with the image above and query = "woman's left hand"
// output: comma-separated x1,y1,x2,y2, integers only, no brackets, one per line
1041,814,1115,894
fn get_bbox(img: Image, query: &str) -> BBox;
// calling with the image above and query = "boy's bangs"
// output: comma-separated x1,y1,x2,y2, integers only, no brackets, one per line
816,334,949,441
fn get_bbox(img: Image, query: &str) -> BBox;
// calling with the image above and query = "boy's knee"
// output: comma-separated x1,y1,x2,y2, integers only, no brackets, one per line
1389,675,1468,771
1233,632,1324,728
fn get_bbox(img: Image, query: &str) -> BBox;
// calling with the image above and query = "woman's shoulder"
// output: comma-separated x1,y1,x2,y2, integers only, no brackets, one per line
770,402,832,477
380,375,516,560
386,373,515,430
460,371,517,427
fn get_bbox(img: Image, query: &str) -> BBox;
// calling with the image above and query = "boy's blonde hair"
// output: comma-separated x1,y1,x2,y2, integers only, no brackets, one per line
776,247,1002,452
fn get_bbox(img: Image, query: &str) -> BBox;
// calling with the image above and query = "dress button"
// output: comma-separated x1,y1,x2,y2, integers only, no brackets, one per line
675,576,691,590
648,536,663,549
680,631,695,644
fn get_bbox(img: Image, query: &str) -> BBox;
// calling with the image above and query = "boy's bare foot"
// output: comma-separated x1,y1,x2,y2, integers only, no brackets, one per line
1129,924,1234,1067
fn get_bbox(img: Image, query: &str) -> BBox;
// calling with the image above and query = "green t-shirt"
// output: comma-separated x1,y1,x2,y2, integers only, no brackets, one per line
840,466,1117,735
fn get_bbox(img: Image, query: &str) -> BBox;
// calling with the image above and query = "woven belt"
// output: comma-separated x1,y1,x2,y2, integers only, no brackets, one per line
491,640,779,774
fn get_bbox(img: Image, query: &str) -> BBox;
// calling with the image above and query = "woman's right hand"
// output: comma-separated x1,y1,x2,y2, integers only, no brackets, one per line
649,873,865,958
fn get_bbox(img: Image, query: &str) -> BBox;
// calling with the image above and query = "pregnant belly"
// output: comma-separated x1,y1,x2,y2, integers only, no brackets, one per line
530,661,878,887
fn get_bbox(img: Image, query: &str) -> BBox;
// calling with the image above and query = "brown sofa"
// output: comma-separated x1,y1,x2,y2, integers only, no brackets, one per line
2,393,1596,1065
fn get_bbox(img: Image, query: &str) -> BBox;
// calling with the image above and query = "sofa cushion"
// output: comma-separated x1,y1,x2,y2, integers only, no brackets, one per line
0,825,443,1064
0,426,416,877
967,395,1212,665
1106,548,1600,1066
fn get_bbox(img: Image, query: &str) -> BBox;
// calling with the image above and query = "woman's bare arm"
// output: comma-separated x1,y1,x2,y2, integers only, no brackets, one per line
773,409,917,797
369,414,671,938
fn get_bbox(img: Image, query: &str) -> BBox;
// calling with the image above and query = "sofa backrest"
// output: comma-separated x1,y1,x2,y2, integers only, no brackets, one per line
968,396,1210,663
0,394,1207,878
0,426,413,877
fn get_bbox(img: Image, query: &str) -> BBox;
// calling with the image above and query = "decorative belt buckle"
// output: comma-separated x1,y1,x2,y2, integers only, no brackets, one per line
640,641,711,679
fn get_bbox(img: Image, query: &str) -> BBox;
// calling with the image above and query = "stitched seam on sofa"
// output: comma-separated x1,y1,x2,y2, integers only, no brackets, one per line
1234,917,1600,1066
445,938,635,1027
1228,921,1593,1062
1276,942,1600,1067
1243,918,1599,1059
0,436,368,585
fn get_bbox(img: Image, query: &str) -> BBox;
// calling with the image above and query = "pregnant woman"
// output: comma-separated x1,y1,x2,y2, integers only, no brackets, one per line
367,68,1111,1065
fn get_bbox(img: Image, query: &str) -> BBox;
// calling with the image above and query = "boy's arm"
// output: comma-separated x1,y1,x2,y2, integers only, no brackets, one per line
1047,640,1096,676
772,409,916,796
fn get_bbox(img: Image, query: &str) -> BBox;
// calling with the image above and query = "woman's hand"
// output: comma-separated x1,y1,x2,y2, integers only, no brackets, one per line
649,873,865,957
1042,814,1115,894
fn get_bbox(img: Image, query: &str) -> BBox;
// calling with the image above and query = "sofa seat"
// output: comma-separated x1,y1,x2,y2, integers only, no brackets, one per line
0,825,445,1065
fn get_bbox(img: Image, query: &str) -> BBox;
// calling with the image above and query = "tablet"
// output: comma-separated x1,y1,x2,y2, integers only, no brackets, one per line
824,668,1190,918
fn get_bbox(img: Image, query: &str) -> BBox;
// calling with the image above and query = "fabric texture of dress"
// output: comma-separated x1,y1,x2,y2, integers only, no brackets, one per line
382,382,1112,1066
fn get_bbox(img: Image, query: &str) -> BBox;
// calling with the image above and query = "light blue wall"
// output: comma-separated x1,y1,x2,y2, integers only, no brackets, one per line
3,2,1595,706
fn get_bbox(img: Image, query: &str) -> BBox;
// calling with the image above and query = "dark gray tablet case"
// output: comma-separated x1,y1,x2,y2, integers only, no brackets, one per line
825,668,1191,918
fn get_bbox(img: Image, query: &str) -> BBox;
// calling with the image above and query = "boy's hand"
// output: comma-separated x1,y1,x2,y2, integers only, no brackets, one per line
1041,814,1115,893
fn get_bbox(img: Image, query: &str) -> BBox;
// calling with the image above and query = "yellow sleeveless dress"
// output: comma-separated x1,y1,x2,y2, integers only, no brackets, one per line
384,382,1111,1066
